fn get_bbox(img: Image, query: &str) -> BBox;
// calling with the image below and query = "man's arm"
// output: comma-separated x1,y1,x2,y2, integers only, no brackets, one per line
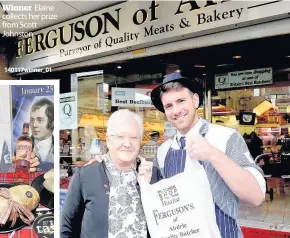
61,170,85,238
209,131,265,206
84,154,106,166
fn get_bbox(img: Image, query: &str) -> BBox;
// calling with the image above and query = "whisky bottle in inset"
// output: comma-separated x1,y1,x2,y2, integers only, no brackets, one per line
14,122,32,184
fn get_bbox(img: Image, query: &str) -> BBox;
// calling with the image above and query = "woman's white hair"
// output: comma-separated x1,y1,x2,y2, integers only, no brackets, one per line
106,109,143,137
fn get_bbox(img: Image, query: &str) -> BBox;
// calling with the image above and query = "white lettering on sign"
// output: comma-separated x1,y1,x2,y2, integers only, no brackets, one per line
215,67,273,89
112,88,153,107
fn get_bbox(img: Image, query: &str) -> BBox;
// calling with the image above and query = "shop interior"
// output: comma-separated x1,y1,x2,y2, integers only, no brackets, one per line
55,34,290,155
23,33,290,228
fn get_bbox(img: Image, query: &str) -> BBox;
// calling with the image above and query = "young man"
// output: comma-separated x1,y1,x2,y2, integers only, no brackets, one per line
150,72,265,237
29,98,54,171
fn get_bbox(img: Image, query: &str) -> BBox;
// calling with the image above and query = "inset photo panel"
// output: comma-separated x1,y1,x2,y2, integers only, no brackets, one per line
0,80,59,238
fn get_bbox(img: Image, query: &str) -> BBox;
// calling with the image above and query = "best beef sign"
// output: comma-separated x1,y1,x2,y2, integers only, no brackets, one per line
12,0,290,69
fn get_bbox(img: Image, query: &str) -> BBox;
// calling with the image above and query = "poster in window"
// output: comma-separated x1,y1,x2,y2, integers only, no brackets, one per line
11,85,55,172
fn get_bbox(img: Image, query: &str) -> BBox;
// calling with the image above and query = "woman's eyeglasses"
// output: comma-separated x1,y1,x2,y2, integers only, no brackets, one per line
108,134,139,144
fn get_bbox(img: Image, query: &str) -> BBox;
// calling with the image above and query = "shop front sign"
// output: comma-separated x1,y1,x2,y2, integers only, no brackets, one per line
112,87,153,107
215,67,273,90
11,1,290,69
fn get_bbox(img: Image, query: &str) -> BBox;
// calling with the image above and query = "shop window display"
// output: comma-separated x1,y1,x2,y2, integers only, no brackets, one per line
213,83,290,228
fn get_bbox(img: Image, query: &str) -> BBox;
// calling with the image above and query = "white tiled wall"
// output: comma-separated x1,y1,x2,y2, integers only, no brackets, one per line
0,85,12,162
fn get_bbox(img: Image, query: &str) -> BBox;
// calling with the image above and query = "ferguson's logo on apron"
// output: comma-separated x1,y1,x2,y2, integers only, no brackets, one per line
157,185,179,206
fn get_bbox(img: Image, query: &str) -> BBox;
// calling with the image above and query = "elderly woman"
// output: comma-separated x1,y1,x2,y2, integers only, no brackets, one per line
61,109,162,238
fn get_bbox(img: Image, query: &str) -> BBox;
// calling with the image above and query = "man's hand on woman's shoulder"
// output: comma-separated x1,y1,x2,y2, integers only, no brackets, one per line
84,154,106,166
